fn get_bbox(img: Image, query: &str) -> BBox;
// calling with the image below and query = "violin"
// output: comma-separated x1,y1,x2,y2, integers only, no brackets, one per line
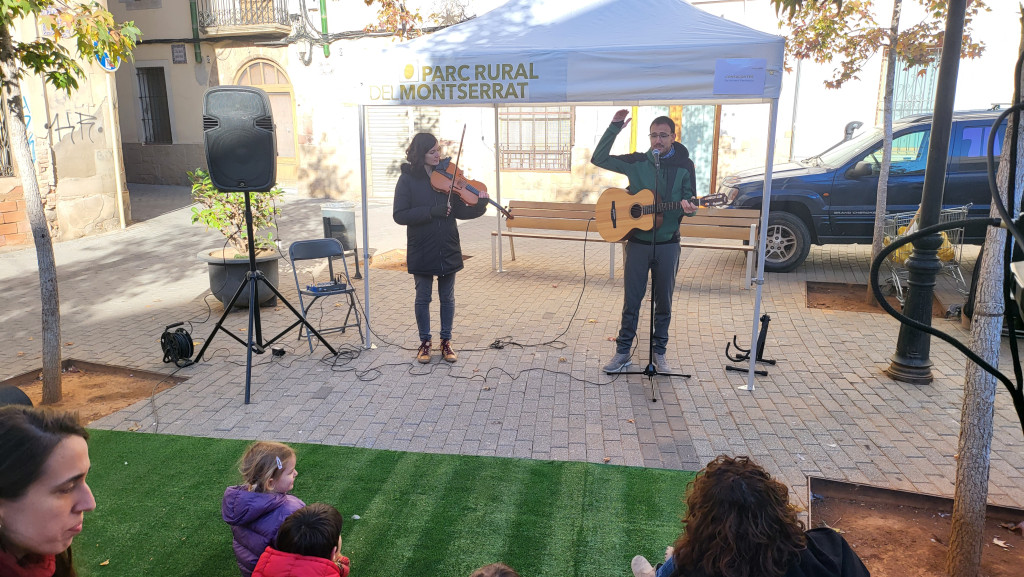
430,157,513,220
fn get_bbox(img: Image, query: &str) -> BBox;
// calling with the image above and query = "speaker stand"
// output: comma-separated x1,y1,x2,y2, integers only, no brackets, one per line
194,192,337,403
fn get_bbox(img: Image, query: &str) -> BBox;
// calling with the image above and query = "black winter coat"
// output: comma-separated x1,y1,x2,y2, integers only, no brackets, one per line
393,163,487,276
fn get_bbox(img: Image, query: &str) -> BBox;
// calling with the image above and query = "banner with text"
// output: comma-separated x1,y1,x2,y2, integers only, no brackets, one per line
359,54,568,105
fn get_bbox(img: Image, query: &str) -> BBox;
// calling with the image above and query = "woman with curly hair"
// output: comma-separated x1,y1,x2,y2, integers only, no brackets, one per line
631,455,869,577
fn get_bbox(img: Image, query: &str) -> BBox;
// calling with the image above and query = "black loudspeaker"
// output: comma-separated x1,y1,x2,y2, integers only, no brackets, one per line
202,86,276,192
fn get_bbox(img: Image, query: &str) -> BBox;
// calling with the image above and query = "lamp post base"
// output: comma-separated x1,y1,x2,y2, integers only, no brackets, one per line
884,357,934,385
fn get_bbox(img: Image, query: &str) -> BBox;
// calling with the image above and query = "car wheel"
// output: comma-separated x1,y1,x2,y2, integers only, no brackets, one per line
763,212,811,272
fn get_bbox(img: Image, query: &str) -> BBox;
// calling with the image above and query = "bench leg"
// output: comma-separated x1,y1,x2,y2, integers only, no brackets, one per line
509,237,516,261
744,224,756,289
744,251,753,289
491,235,496,272
609,243,615,279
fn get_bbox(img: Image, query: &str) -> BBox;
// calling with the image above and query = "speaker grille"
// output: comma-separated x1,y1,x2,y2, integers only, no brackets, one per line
203,86,276,192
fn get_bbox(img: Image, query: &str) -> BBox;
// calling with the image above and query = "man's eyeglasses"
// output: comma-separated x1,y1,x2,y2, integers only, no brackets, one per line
649,132,673,139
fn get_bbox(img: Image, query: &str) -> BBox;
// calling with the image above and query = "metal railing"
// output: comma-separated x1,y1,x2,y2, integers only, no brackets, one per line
0,104,15,177
197,0,290,28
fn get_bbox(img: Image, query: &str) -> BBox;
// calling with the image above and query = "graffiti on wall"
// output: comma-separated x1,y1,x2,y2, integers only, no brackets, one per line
23,97,35,163
45,111,98,145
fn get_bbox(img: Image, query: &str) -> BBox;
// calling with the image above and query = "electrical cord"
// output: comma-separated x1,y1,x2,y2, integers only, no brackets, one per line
462,218,600,352
311,222,634,385
160,323,195,367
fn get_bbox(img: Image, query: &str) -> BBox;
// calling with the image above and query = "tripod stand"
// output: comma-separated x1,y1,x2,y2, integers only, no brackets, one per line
614,153,690,401
194,191,338,403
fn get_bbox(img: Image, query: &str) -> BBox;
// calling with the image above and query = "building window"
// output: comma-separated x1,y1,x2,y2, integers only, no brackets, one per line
136,67,172,144
498,106,573,171
877,48,941,123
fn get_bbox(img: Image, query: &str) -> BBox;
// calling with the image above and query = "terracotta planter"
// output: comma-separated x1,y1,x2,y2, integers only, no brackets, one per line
197,249,281,308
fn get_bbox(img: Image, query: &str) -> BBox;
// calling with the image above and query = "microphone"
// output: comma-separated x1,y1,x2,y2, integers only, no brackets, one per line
652,148,660,169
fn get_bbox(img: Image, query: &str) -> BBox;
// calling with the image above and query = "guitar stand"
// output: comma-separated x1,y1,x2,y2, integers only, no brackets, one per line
725,313,776,376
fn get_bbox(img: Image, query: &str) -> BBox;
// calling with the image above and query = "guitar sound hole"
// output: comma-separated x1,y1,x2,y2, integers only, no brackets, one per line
630,204,643,219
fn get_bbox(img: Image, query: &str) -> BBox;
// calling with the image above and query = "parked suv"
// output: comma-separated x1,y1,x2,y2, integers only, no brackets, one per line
720,109,1007,272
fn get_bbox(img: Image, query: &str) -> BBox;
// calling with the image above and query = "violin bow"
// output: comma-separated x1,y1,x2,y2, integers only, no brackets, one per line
446,125,467,210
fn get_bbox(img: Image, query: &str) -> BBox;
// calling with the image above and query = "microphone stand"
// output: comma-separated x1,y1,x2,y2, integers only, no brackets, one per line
616,147,690,401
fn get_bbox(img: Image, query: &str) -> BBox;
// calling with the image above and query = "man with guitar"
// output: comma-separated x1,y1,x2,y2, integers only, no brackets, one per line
591,110,698,374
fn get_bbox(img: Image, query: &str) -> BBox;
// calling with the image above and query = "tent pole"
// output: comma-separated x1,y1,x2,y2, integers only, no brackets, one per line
745,98,780,392
358,104,372,349
494,104,505,273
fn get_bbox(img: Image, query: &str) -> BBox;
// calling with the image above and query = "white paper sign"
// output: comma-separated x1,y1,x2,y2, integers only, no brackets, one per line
713,59,766,95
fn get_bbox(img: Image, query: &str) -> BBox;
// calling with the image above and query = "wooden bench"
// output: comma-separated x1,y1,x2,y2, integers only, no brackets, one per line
491,200,760,286
490,200,620,278
679,206,761,286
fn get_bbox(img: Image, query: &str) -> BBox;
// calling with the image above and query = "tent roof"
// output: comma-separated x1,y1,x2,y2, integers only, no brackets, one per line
351,0,785,106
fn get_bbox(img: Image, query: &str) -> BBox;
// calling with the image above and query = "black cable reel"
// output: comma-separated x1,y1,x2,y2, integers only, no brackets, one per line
161,322,195,367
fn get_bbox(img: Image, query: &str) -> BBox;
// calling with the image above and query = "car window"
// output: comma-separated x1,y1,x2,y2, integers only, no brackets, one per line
858,129,930,176
954,122,1006,172
817,127,883,166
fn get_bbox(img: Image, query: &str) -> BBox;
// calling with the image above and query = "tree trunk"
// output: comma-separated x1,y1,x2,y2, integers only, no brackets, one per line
945,14,1024,576
0,26,62,403
866,0,901,305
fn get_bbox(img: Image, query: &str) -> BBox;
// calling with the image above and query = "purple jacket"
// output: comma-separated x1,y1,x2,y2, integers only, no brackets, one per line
222,485,305,577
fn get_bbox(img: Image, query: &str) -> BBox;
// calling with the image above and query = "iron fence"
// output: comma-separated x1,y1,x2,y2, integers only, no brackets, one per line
197,0,290,28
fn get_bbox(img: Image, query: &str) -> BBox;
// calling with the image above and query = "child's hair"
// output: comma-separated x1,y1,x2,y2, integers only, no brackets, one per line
239,441,295,492
469,563,520,577
275,503,343,559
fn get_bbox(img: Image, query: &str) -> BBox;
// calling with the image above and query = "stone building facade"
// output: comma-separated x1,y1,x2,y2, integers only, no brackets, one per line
1,0,129,251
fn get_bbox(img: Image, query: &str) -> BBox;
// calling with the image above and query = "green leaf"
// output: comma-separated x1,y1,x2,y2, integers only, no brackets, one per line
188,169,285,254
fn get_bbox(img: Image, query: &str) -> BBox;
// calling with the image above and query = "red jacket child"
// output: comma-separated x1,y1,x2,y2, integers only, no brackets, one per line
253,546,350,577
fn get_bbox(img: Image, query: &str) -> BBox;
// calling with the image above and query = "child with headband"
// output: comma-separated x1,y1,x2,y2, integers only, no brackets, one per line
222,441,305,577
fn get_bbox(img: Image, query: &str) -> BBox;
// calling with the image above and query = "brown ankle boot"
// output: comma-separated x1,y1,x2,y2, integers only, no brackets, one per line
416,339,432,364
440,339,457,363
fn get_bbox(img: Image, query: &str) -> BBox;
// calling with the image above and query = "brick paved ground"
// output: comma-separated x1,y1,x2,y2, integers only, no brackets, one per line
2,188,1021,509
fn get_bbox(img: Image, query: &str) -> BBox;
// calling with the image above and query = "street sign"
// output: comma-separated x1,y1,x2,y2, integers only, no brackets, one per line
94,41,120,72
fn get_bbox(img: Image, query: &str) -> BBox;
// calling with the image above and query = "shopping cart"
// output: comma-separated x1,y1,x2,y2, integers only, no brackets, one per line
882,204,972,304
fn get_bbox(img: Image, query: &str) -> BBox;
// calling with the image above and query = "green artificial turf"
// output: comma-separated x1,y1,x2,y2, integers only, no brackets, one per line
75,430,695,577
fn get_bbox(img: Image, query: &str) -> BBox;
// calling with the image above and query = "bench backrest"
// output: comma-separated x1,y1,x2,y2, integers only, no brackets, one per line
502,200,760,240
505,200,597,232
680,207,760,241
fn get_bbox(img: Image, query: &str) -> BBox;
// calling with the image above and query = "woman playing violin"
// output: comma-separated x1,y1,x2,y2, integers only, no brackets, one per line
393,132,489,364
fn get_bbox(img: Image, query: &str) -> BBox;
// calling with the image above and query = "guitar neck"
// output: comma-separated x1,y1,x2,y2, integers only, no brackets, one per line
640,201,687,215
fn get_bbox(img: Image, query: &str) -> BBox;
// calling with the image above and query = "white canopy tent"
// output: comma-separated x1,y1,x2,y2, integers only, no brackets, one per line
349,0,785,389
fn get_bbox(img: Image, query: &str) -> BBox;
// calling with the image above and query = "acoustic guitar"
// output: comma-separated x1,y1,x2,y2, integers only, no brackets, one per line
595,187,696,242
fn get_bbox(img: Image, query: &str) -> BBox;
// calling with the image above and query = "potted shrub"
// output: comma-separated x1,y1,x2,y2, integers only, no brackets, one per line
189,168,285,308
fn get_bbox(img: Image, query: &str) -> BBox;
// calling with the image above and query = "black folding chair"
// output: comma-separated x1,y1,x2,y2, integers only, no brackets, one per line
289,238,362,352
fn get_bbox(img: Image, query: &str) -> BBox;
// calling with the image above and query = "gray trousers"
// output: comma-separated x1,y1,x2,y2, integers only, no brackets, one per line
616,240,681,355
